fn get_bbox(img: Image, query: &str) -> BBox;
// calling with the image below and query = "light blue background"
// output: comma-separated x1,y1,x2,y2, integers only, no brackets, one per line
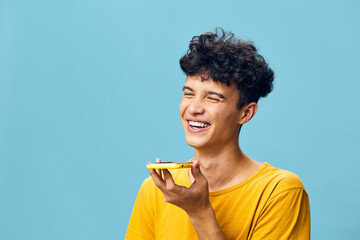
1,0,359,239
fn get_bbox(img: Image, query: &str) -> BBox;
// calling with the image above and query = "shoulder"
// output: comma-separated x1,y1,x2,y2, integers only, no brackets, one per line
250,164,311,239
142,176,155,188
268,164,304,188
256,163,307,196
137,176,158,198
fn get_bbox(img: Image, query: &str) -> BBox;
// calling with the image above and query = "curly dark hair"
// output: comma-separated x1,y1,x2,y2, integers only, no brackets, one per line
180,28,274,109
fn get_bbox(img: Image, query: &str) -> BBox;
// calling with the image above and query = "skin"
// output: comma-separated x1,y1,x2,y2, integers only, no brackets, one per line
149,75,262,240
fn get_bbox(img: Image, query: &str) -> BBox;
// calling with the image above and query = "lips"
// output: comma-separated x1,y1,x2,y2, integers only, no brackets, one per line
187,120,211,131
188,120,210,128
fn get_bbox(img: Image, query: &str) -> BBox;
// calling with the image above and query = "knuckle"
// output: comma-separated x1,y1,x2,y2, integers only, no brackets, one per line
166,184,175,191
164,196,173,203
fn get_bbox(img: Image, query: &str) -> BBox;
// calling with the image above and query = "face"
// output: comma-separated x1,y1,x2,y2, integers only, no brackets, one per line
179,75,244,150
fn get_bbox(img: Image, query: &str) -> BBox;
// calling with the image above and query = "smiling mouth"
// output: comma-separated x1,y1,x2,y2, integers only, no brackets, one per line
188,121,211,130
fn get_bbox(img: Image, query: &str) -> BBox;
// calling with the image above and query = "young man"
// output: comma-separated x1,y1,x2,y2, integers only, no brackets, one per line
125,29,310,240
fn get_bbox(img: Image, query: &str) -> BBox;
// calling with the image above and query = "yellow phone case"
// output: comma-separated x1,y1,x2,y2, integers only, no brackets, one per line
146,162,194,169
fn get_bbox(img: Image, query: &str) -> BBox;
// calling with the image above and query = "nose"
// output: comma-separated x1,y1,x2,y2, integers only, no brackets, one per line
188,98,205,115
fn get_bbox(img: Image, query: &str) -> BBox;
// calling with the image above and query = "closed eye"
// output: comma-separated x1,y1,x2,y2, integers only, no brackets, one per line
207,97,220,102
183,92,194,97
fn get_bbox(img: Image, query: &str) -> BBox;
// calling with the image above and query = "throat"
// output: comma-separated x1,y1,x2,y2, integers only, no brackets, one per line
189,151,262,192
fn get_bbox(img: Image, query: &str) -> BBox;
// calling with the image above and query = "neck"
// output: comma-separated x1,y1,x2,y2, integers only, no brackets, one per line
190,141,262,192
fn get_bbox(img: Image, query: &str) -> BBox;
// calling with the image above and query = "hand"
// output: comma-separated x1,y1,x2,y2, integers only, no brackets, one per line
149,158,226,239
148,158,210,216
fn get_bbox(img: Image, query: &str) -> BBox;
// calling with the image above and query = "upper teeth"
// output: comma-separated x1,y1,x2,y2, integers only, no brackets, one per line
189,121,210,128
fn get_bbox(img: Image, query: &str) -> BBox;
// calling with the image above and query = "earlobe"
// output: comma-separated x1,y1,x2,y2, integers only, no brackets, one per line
238,102,258,125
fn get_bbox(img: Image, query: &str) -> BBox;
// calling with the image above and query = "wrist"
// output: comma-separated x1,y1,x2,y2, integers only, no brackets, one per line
188,203,225,240
188,202,214,227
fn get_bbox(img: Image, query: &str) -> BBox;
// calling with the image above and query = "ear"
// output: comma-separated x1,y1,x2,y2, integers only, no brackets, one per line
238,102,258,125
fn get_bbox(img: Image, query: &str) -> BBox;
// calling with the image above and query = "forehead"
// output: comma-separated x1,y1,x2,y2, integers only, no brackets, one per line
184,75,238,96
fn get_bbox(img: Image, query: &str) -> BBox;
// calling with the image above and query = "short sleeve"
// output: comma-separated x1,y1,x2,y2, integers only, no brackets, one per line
250,179,311,239
125,177,155,240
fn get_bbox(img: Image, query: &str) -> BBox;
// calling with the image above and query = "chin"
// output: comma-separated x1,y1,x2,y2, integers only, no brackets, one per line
185,136,208,149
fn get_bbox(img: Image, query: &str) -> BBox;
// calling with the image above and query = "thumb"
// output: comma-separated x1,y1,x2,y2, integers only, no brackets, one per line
191,160,206,183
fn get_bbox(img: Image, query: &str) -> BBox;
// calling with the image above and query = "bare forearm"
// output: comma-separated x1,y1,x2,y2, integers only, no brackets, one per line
189,204,226,240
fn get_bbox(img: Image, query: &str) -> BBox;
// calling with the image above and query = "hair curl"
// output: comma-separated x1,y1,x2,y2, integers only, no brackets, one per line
180,28,274,108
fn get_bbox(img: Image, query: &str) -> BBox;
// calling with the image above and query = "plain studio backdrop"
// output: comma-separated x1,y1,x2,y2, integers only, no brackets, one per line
0,0,359,239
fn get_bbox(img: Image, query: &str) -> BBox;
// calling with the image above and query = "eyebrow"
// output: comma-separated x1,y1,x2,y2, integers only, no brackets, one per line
206,91,226,99
183,86,226,99
183,86,193,92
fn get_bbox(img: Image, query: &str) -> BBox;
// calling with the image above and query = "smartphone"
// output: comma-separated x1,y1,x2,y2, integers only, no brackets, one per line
146,161,194,169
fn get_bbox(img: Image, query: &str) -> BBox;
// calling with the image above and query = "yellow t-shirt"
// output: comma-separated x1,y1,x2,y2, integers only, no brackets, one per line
125,162,310,240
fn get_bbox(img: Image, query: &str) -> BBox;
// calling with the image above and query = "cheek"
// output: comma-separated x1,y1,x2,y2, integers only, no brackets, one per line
179,100,186,117
213,108,240,127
